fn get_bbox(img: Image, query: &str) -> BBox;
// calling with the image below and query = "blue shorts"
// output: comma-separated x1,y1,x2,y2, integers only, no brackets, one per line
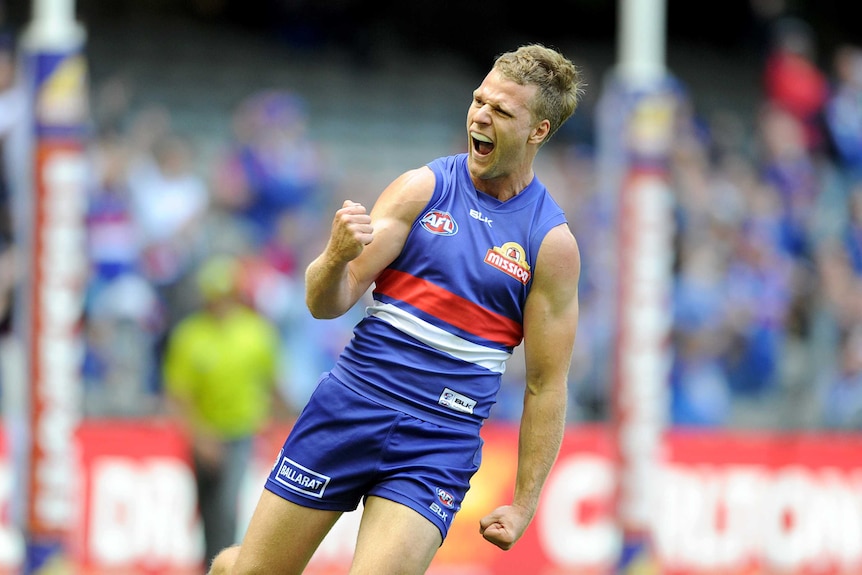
264,373,483,539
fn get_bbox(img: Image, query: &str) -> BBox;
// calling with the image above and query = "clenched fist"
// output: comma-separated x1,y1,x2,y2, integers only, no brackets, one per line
328,200,374,263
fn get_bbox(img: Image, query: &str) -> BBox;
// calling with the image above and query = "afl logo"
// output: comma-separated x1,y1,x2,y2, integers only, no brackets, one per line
436,487,455,509
420,210,458,236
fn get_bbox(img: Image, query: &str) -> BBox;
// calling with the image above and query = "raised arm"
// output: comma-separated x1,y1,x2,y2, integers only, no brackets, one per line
305,166,436,319
479,222,580,550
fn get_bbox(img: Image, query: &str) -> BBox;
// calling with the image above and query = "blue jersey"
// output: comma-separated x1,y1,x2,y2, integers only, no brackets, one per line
330,153,567,428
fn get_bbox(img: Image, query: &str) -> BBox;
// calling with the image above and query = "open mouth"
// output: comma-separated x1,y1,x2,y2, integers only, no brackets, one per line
471,132,494,155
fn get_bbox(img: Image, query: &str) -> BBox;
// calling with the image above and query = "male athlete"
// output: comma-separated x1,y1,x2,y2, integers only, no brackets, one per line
209,43,584,575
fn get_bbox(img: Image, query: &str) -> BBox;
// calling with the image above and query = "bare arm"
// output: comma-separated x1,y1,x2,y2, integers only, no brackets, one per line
305,167,436,319
480,223,580,550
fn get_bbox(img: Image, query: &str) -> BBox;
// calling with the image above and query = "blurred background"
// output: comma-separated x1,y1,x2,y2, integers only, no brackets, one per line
2,0,858,429
2,0,862,573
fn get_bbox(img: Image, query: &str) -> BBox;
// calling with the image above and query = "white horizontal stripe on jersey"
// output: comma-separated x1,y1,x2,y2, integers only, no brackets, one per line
367,301,510,374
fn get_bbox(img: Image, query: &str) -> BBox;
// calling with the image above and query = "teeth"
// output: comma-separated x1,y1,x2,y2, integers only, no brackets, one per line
471,132,493,144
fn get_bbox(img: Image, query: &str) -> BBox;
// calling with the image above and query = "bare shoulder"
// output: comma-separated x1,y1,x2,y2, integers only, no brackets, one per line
347,166,436,283
535,224,581,285
372,166,436,224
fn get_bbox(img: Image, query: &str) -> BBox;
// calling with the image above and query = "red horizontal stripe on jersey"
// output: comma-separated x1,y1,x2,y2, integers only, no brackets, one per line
374,269,522,347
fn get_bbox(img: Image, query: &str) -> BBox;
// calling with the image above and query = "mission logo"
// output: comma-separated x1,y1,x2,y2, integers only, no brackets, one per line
484,241,531,284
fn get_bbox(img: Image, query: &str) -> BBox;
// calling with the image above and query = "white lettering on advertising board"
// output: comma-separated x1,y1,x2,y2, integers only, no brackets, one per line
538,454,620,568
652,464,862,573
88,457,202,567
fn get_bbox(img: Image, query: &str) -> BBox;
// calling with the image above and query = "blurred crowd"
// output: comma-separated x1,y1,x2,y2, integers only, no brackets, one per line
566,17,862,430
0,15,861,433
79,85,366,419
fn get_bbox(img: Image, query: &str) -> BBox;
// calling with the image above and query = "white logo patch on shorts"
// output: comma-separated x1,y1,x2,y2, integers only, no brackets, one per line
438,388,477,414
275,457,330,498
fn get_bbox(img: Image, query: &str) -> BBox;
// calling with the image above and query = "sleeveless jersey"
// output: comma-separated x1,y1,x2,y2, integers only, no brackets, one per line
330,153,567,429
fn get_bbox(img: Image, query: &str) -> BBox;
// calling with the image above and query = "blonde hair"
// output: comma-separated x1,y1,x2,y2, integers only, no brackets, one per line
493,44,585,143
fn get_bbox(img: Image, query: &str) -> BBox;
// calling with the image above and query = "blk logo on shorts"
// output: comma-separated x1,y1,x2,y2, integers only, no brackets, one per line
438,387,477,414
275,457,330,498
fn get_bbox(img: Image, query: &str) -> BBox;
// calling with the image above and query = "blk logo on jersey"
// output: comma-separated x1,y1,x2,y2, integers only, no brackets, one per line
420,210,458,236
484,241,532,284
274,457,330,498
469,208,493,227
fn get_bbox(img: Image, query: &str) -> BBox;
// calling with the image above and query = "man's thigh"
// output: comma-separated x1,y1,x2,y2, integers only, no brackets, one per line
232,489,342,575
350,496,442,575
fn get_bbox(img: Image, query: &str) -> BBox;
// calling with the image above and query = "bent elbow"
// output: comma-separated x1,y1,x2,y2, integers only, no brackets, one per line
308,308,336,320
306,298,343,320
306,300,329,320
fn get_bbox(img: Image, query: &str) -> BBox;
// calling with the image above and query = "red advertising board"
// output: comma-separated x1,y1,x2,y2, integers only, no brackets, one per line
71,421,201,574
657,430,862,575
0,421,860,574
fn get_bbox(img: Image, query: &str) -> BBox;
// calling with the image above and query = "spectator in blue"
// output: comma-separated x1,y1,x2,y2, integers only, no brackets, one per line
845,184,862,275
212,90,329,247
83,129,164,415
824,44,862,183
85,130,140,293
819,324,862,429
757,103,821,259
670,240,733,425
722,202,796,397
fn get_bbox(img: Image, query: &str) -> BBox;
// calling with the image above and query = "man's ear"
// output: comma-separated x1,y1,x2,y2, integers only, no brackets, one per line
529,119,551,145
